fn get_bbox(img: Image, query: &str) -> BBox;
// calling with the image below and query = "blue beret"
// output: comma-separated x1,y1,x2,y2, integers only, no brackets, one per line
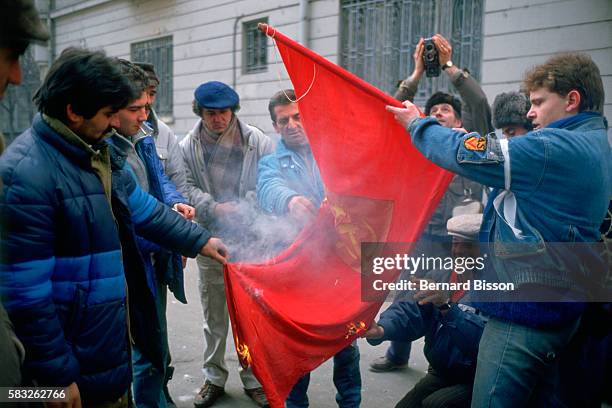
194,81,239,109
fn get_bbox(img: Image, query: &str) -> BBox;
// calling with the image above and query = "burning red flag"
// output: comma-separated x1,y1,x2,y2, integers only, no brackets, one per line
223,24,452,407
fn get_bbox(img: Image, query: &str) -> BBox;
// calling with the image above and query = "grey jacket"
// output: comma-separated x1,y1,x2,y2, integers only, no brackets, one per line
149,110,188,196
179,118,273,228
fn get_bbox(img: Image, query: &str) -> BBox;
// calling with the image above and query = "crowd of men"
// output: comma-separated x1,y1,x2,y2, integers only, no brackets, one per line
0,1,610,408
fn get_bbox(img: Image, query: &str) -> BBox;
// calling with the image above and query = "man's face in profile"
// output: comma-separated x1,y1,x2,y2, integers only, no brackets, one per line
69,106,118,144
0,48,22,100
527,87,573,130
112,92,149,137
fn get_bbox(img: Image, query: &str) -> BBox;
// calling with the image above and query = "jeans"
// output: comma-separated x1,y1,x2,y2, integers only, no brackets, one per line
471,316,580,408
386,341,411,365
286,343,361,408
132,276,169,408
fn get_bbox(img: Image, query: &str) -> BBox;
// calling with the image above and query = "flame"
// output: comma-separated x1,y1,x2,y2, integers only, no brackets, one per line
345,321,367,339
235,335,253,367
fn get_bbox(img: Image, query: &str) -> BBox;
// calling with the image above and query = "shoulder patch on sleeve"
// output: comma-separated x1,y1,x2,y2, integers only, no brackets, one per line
464,135,487,151
457,132,504,165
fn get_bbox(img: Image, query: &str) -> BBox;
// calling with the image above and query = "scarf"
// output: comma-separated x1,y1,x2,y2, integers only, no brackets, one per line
199,115,244,203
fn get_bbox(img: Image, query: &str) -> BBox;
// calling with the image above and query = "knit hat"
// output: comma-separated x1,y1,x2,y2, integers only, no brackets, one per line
194,81,239,109
492,91,533,130
425,92,462,118
0,0,49,50
133,62,160,87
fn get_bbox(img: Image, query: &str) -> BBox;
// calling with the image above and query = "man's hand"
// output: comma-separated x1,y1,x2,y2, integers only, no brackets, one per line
46,382,81,408
432,34,452,67
412,278,449,307
361,322,384,339
213,201,240,218
174,203,195,220
200,237,229,265
412,37,425,78
386,100,421,129
288,196,317,224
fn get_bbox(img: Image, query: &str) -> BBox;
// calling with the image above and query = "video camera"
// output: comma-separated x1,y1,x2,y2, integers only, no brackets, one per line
423,38,441,77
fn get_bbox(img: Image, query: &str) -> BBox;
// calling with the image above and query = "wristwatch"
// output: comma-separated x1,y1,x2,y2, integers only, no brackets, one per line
442,60,453,70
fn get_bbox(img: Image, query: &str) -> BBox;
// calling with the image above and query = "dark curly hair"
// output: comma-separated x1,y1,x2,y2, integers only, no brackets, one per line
33,48,134,121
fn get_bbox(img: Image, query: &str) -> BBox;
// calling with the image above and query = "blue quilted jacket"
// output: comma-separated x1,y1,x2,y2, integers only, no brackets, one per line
0,115,210,403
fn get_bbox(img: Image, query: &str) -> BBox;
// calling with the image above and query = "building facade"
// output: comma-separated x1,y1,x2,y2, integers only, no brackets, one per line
2,0,611,139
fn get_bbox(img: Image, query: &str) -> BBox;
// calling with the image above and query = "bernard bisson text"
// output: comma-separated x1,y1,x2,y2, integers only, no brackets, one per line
372,279,515,292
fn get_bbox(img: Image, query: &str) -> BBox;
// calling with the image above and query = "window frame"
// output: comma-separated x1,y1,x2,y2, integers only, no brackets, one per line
130,35,174,121
242,17,269,75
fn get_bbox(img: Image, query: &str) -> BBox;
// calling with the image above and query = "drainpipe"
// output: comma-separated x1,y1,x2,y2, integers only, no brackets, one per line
232,15,243,89
299,0,310,47
47,0,55,65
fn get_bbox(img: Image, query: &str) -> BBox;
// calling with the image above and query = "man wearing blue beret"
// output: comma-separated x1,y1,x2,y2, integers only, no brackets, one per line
180,81,273,407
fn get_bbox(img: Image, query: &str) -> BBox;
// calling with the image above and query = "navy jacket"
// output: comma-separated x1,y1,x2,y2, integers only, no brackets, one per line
368,301,485,383
0,115,209,403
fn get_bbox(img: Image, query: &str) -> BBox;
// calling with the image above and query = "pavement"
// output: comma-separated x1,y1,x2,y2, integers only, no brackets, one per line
166,259,428,408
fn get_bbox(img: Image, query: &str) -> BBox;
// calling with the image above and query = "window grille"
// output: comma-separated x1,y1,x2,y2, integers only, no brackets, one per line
340,0,483,105
243,18,268,74
131,36,173,118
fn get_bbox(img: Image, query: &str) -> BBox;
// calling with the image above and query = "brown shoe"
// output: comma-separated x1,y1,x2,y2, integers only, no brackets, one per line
244,387,269,407
369,356,409,372
194,381,225,408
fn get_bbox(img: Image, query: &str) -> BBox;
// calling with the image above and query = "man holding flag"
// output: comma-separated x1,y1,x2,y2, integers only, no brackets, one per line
257,89,362,408
387,52,610,406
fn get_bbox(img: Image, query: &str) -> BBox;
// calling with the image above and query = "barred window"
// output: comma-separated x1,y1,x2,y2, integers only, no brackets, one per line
243,18,268,74
340,0,483,104
131,36,173,119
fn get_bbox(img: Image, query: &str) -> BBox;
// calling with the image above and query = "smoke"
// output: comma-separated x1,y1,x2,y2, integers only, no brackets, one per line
211,192,308,264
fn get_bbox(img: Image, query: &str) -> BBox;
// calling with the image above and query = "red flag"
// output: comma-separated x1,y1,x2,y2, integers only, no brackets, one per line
224,24,453,407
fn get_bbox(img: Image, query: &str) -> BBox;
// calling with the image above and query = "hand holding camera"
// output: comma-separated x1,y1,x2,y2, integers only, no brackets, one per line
422,34,454,77
423,37,441,77
412,37,425,77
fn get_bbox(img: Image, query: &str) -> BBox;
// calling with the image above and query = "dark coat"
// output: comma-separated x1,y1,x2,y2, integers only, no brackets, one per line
0,115,210,403
368,301,485,383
